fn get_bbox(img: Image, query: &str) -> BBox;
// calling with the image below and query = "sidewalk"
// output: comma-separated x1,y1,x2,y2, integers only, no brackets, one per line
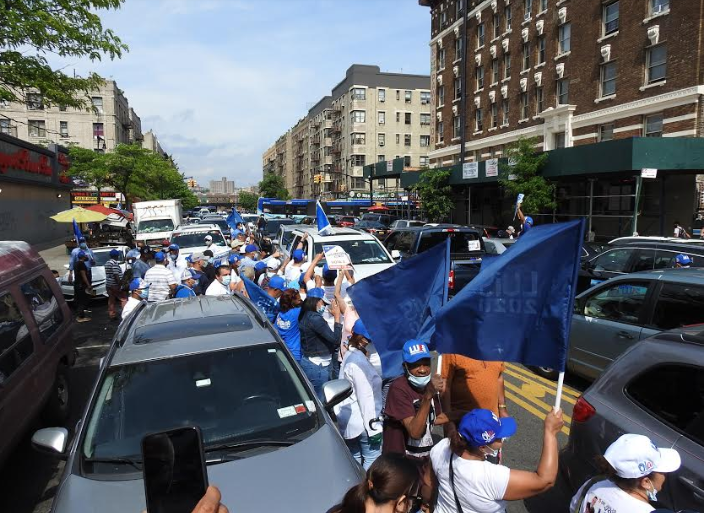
39,244,70,272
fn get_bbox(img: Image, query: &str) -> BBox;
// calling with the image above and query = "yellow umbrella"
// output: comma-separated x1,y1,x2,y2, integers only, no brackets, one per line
50,206,108,223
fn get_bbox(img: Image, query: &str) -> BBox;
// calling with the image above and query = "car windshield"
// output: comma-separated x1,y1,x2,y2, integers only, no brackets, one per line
137,219,174,233
264,219,296,236
202,218,230,232
81,344,318,474
171,230,227,248
417,231,482,254
313,239,391,265
361,214,392,226
355,221,385,229
93,251,124,267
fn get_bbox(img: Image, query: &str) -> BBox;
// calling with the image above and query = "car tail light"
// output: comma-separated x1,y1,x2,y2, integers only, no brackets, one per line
448,269,455,290
572,395,596,423
442,229,457,233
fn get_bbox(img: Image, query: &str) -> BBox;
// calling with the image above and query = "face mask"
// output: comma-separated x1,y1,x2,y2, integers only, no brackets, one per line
193,280,199,286
221,275,231,286
646,484,658,502
169,254,177,261
138,289,149,300
481,446,499,459
79,243,87,249
407,374,431,388
317,305,326,314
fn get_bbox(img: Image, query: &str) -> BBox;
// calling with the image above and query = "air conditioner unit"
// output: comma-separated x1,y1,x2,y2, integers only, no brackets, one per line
524,11,531,19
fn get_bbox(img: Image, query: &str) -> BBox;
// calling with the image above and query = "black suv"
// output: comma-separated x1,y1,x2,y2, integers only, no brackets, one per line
383,225,485,296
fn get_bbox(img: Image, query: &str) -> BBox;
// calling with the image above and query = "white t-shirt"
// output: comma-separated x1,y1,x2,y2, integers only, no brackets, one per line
205,279,230,296
430,438,511,513
570,479,654,513
121,297,141,319
284,261,310,283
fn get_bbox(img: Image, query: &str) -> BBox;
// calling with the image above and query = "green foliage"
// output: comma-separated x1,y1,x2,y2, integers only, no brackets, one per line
238,191,259,212
498,137,556,213
258,173,290,200
0,0,128,109
411,169,453,223
67,145,109,192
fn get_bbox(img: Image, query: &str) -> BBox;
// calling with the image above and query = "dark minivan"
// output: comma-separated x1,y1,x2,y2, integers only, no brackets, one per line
0,241,75,465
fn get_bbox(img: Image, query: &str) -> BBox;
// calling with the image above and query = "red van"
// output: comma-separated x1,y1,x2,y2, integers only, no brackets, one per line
0,241,75,465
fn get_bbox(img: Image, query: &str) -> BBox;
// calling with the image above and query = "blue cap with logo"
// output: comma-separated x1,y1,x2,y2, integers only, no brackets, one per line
109,249,120,258
268,276,286,291
169,243,179,251
352,319,371,341
307,287,330,304
245,244,258,253
525,216,534,226
255,261,267,271
402,339,431,363
228,254,240,265
292,249,305,262
676,254,692,266
458,409,517,448
154,251,166,262
77,250,87,259
129,278,148,291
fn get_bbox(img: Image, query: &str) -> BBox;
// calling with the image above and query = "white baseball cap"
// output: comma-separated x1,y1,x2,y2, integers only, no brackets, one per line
604,434,681,479
267,258,281,270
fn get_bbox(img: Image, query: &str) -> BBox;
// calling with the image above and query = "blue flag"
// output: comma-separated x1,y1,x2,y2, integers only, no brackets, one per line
226,208,245,230
72,218,83,242
348,238,450,379
316,201,334,236
432,219,585,372
242,277,279,323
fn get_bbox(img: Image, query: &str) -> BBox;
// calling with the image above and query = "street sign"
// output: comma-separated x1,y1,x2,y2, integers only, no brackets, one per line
641,168,658,178
462,162,479,179
486,158,499,177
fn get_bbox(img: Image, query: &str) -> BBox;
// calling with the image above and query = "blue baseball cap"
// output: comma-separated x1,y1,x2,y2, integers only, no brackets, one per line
352,319,371,341
307,287,330,304
77,250,87,259
268,275,286,291
255,261,268,271
228,254,240,265
402,339,431,363
292,249,305,262
154,251,166,262
676,254,692,266
109,249,120,258
169,243,179,251
245,244,258,253
129,278,148,291
78,237,86,243
126,248,140,259
458,409,517,448
525,216,534,226
322,263,337,280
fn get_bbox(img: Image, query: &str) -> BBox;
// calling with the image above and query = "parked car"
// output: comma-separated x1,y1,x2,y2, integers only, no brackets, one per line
360,213,395,228
60,245,129,300
257,218,298,251
389,219,425,229
558,326,704,511
383,225,485,296
0,241,75,466
169,225,230,261
577,241,704,293
536,268,704,381
608,235,704,247
273,223,302,259
581,241,604,263
32,295,362,512
201,216,232,238
337,216,360,228
354,220,391,239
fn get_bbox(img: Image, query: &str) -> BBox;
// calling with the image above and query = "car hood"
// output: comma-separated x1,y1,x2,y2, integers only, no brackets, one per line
53,424,363,513
353,262,395,280
178,245,230,259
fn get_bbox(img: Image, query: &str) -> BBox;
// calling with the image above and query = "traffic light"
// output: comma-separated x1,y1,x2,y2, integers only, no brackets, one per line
314,174,323,184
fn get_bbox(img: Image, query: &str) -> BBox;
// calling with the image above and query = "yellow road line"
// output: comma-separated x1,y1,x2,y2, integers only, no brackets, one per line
505,363,581,398
505,390,571,436
503,368,577,405
504,381,573,424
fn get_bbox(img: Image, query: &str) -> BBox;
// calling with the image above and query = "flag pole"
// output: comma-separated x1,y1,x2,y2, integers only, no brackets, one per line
554,371,565,411
436,354,442,376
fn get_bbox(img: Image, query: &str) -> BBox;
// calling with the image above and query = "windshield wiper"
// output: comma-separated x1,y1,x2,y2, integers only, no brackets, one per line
205,438,294,454
84,456,142,470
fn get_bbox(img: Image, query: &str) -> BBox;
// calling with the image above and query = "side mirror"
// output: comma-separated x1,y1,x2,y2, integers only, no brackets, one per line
391,249,401,260
31,427,69,458
321,379,353,412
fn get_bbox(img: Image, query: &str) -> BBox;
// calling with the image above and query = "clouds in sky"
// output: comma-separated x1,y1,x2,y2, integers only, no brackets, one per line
58,0,430,187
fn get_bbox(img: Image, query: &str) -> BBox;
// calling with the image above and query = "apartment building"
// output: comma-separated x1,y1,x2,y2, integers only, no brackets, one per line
142,129,167,157
263,64,432,199
415,0,704,237
209,177,236,194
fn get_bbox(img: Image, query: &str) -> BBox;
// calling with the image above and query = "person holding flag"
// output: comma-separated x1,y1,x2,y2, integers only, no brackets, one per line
68,236,96,284
316,200,335,236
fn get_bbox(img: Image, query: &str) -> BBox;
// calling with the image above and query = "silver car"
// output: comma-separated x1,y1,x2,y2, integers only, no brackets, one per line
59,245,128,300
32,295,362,512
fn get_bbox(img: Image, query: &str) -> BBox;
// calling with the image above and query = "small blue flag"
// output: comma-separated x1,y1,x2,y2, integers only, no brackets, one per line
348,238,450,379
226,208,245,230
72,218,83,242
432,219,585,372
513,193,524,220
316,201,334,236
242,277,279,323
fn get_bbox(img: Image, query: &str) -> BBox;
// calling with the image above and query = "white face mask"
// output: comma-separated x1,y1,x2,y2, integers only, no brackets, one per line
646,483,658,502
481,446,499,459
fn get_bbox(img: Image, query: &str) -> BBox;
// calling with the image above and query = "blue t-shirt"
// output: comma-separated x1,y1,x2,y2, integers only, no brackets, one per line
522,222,532,234
275,307,301,361
174,285,196,298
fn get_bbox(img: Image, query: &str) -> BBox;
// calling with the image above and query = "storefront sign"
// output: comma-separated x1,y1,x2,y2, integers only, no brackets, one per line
0,146,53,183
71,191,99,204
486,158,499,177
462,162,479,179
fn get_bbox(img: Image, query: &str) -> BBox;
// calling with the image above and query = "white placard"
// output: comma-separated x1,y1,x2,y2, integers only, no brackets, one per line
462,162,479,179
467,240,481,251
387,160,393,172
486,158,499,177
641,168,658,178
322,244,353,270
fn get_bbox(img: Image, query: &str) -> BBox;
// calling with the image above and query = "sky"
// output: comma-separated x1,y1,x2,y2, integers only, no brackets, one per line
58,0,431,187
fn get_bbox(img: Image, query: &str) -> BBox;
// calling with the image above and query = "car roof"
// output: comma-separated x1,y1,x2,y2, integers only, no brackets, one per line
292,226,375,241
174,225,221,233
603,242,704,254
390,224,480,234
111,295,276,366
606,267,704,285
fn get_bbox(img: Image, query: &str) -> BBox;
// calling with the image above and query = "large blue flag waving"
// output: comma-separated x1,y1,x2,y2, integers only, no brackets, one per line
72,218,83,242
226,208,245,230
316,201,334,236
432,219,585,372
348,238,450,379
242,277,279,323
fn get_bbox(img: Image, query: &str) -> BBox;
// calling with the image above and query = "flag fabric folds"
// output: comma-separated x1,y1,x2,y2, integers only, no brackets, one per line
348,238,450,379
432,219,585,372
226,208,245,230
72,218,84,242
316,201,334,236
242,277,279,323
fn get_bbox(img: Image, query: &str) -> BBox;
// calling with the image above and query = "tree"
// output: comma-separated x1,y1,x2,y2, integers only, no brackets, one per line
498,137,556,214
67,145,109,194
0,0,128,109
238,191,259,212
411,169,453,223
258,173,290,199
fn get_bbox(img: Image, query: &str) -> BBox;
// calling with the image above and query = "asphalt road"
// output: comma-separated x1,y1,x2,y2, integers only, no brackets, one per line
0,300,591,513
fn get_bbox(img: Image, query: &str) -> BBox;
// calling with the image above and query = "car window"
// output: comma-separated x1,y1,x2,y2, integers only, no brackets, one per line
626,364,704,446
313,239,392,265
583,281,649,324
394,232,415,253
384,233,398,250
651,283,704,330
593,248,633,272
0,293,34,385
21,276,64,343
171,230,227,248
632,249,655,272
137,219,175,233
81,344,318,474
417,231,481,254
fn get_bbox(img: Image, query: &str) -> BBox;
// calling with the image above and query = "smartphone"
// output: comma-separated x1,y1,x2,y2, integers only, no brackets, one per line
141,426,208,513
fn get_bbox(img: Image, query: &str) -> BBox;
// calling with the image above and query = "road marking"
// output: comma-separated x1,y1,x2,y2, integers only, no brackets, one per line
504,381,573,424
505,363,581,398
520,381,546,399
505,390,571,436
504,368,577,405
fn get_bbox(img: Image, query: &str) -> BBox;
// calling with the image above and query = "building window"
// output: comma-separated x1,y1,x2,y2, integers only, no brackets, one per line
378,89,386,102
352,87,366,100
420,91,431,104
599,123,614,141
437,121,444,143
420,135,430,147
438,48,446,69
26,93,43,110
378,133,385,146
351,110,366,123
555,132,566,148
603,1,619,35
420,113,431,126
522,42,530,70
455,36,463,60
438,85,445,106
60,121,69,138
420,156,429,167
441,9,448,27
491,103,498,128
475,109,483,131
476,66,485,90
477,23,485,48
404,156,412,167
535,87,544,114
493,14,501,39
600,61,617,97
350,155,366,167
505,5,512,30
524,0,532,19
93,122,105,140
404,134,412,147
396,133,400,144
454,77,462,99
502,99,509,125
396,112,401,123
557,79,569,105
350,132,365,145
520,93,529,119
378,154,386,162
650,0,669,14
454,115,462,137
405,112,412,124
0,119,15,136
647,45,667,84
537,36,546,64
559,23,571,54
456,0,463,18
504,53,511,78
491,58,499,83
378,111,385,124
91,96,103,114
405,90,412,103
644,113,663,137
28,119,46,137
539,0,547,11
396,90,401,100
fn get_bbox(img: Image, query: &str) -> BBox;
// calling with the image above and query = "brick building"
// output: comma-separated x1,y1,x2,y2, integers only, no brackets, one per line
413,0,704,238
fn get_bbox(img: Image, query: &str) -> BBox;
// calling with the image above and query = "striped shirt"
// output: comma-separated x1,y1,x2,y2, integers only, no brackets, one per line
105,259,123,288
144,265,177,302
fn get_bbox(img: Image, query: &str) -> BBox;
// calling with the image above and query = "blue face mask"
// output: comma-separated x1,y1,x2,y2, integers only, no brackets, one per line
646,484,658,502
407,373,431,389
169,253,177,261
138,289,149,300
317,305,326,314
222,275,232,287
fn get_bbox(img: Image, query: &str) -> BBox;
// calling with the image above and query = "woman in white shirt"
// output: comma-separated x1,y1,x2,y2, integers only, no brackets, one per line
570,434,681,513
335,320,383,470
428,408,563,513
